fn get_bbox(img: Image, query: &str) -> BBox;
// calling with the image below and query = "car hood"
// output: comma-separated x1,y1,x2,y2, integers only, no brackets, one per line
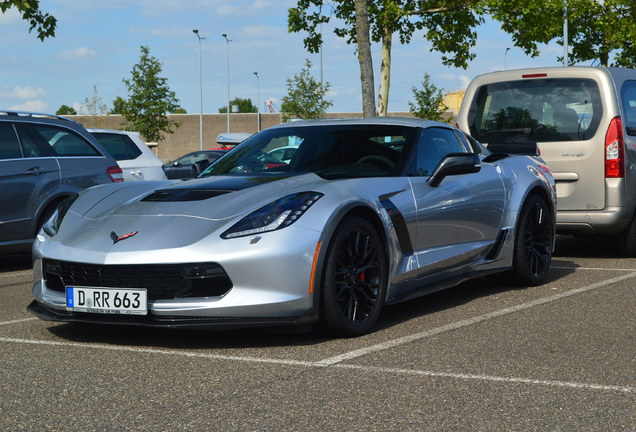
81,174,327,221
47,174,330,255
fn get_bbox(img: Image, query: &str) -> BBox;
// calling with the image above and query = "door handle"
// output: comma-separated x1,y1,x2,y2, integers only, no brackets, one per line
25,166,44,175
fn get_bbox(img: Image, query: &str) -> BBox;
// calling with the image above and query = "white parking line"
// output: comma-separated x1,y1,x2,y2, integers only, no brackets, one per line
552,266,636,271
0,336,633,394
0,270,32,279
316,271,636,366
0,318,37,327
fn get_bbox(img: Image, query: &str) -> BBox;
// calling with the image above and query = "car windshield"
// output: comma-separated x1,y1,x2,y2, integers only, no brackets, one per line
468,78,603,144
200,124,414,180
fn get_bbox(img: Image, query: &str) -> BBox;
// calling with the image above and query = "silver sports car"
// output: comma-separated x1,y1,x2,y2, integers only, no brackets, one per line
29,118,556,337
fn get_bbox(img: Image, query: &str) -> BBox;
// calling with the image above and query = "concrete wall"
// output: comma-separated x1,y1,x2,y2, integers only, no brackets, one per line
71,111,453,162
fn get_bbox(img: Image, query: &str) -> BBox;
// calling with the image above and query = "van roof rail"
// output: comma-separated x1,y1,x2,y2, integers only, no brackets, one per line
0,110,77,123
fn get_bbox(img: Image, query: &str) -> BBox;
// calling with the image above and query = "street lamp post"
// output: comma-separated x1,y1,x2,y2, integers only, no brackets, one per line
193,29,205,150
222,33,232,133
254,72,260,131
504,47,510,70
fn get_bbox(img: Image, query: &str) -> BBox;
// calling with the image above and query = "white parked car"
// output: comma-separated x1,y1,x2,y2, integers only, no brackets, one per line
88,129,167,181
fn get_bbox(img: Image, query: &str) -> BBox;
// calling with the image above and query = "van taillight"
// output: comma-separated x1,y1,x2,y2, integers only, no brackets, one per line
605,116,625,178
522,73,548,79
107,166,124,183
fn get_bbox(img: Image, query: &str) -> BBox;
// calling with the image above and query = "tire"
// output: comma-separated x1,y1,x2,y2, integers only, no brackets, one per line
512,194,554,286
320,216,387,337
616,214,636,257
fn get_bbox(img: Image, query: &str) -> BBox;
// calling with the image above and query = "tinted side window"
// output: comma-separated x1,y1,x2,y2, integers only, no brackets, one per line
0,123,22,159
30,125,100,156
92,133,142,161
468,78,603,143
415,128,467,176
621,80,636,135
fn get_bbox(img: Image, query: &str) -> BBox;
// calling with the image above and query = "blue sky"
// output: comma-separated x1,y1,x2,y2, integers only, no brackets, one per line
0,0,567,115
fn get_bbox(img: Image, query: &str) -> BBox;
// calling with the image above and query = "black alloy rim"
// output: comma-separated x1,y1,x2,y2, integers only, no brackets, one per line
523,202,552,277
334,229,381,324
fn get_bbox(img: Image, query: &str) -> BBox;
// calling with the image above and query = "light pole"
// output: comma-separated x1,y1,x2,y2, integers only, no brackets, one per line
222,33,232,133
193,29,205,150
254,72,260,131
504,47,510,70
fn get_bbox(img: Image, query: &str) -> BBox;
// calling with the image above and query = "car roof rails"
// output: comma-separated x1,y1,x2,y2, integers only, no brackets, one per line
0,110,78,123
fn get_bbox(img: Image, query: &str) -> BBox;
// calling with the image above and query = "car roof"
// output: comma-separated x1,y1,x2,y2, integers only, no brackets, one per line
266,116,448,130
88,128,142,136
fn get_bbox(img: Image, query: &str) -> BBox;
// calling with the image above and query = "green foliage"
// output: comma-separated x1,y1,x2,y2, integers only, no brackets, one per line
489,0,636,66
408,74,448,122
121,46,182,143
172,107,187,114
110,96,126,115
289,1,484,68
55,104,76,116
280,59,333,121
219,97,257,113
0,0,56,40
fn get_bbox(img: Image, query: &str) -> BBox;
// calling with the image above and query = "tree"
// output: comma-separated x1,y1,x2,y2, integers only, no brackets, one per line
55,105,77,116
1,0,56,40
79,85,108,116
354,0,376,117
110,96,126,115
280,59,333,121
289,1,484,116
408,73,448,121
121,46,182,142
491,0,636,67
219,97,258,113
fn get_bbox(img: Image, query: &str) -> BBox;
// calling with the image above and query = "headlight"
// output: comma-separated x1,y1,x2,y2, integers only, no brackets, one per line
221,191,323,239
42,194,78,237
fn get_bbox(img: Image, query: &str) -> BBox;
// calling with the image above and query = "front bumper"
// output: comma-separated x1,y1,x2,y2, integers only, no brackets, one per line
27,300,318,329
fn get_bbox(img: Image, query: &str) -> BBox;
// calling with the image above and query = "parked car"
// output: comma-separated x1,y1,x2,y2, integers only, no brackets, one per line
88,129,166,181
163,150,228,180
28,117,556,337
458,66,636,254
0,111,123,254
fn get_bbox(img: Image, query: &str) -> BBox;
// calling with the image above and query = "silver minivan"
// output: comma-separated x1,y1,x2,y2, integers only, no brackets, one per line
458,66,636,254
0,111,123,254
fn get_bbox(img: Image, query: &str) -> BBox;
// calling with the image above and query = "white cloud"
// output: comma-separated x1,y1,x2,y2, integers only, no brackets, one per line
9,100,49,112
59,47,98,60
1,85,46,99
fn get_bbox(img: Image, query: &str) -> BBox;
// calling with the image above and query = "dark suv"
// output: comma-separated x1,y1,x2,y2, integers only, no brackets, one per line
0,111,123,254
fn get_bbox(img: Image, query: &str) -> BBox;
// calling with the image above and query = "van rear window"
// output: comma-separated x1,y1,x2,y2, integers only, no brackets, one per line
467,78,602,144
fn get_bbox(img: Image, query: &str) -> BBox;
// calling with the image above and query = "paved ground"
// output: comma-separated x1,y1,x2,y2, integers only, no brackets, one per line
1,236,634,431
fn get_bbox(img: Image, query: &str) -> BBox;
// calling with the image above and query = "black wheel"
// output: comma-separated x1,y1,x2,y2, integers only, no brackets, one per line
616,214,636,257
320,216,387,337
512,194,554,286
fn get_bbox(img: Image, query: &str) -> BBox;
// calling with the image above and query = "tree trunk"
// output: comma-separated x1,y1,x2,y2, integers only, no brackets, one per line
354,0,376,117
377,29,392,117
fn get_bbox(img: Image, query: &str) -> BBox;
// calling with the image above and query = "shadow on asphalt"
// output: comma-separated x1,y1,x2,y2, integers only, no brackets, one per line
0,253,31,272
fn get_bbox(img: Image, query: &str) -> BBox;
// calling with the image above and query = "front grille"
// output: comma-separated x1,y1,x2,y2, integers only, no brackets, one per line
43,259,233,299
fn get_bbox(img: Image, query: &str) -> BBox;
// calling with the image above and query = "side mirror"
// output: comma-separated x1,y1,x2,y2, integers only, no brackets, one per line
427,153,481,187
193,159,211,175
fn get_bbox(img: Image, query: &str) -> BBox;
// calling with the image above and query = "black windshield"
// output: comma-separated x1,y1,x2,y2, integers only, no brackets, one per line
200,124,415,180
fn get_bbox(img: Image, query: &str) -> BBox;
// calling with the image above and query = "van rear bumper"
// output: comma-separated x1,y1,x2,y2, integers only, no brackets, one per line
556,206,632,235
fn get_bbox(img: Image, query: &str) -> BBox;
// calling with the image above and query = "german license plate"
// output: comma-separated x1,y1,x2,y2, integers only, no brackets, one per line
66,286,147,315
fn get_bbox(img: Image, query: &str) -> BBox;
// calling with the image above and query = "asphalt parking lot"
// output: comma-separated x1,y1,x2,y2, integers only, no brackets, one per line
1,236,634,432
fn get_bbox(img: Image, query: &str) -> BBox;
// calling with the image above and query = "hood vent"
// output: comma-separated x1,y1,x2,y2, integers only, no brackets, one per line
142,189,232,202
